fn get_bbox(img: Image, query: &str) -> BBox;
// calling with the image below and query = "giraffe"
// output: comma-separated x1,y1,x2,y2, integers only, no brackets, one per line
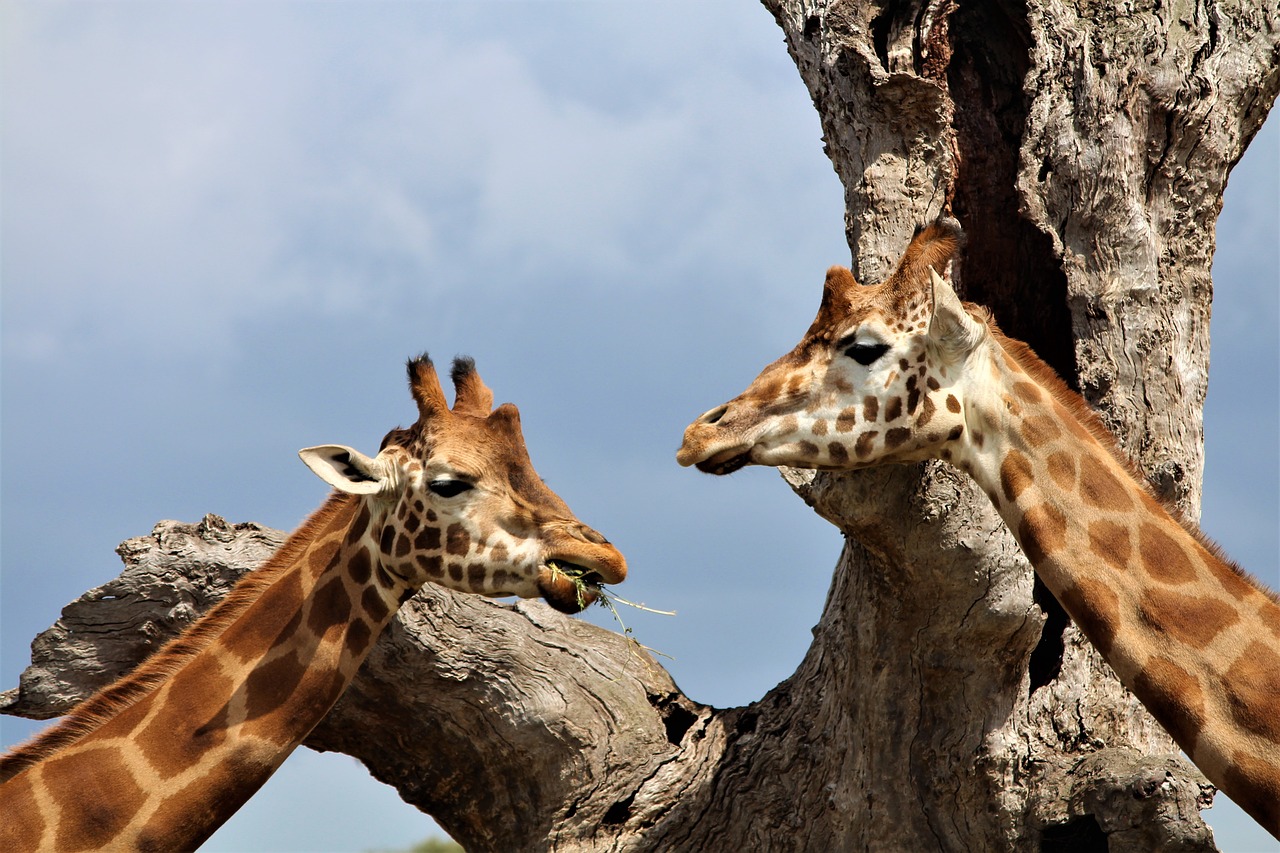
0,353,626,852
676,219,1280,837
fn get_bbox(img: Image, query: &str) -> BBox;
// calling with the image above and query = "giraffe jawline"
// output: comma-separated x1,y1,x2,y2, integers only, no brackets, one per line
695,448,752,476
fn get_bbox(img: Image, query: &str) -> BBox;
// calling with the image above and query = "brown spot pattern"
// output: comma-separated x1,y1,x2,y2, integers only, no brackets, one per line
915,395,935,428
886,397,902,422
1138,522,1196,584
1221,749,1280,830
1138,588,1239,646
1017,503,1067,564
136,654,232,779
1000,450,1034,503
1223,642,1280,744
307,576,352,638
1058,578,1121,656
415,525,441,551
445,524,470,556
946,394,961,413
855,431,878,459
884,428,910,450
828,442,849,465
417,553,444,578
1087,519,1131,571
347,548,372,585
1019,413,1062,448
361,585,391,623
1013,380,1042,402
836,408,859,432
47,746,146,851
1046,451,1077,490
1131,655,1206,754
863,396,879,422
1078,453,1134,512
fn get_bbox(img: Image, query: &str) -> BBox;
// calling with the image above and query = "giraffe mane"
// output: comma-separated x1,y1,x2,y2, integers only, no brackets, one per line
0,492,359,783
987,320,1279,607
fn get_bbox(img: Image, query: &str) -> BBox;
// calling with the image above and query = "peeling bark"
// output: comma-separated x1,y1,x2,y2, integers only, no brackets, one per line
5,2,1277,850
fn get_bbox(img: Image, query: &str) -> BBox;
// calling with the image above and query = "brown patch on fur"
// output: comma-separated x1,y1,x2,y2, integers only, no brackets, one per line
1019,413,1061,447
347,548,372,585
1138,588,1239,646
417,553,444,578
855,432,879,459
916,395,936,428
1017,503,1067,564
1221,749,1280,831
884,428,911,450
828,442,850,465
345,618,373,658
1223,643,1280,744
136,654,233,779
1087,519,1130,571
307,576,352,639
836,408,859,432
1130,655,1206,754
1000,450,1034,503
946,394,961,413
445,524,470,556
46,745,146,850
1078,453,1134,512
885,397,903,422
414,524,441,551
1138,522,1196,585
1058,578,1121,656
1046,451,1077,491
361,585,391,624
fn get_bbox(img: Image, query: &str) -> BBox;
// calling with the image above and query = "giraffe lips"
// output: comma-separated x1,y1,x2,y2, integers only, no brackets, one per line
538,561,607,614
695,447,752,476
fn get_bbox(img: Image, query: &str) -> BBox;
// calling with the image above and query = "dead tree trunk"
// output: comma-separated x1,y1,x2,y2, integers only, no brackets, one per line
4,2,1276,850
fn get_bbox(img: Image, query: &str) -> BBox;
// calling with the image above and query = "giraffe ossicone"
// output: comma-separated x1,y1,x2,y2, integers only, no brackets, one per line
0,353,626,852
677,219,1280,838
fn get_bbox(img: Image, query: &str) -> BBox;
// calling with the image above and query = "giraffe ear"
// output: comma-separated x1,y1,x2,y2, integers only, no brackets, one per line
928,267,984,361
299,445,392,495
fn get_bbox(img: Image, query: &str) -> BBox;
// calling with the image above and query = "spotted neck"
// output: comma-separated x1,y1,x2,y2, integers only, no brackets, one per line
0,494,412,853
954,332,1280,834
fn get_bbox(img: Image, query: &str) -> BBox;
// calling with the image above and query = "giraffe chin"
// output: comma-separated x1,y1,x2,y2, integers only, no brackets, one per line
537,563,606,614
694,448,753,476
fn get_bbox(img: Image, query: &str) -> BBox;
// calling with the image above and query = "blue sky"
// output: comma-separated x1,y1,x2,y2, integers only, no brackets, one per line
2,3,1276,851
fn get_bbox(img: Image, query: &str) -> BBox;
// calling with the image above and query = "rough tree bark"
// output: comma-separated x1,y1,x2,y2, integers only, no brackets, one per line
4,2,1276,851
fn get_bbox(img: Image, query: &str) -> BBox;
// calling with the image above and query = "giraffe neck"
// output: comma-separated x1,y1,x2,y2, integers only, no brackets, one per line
0,494,414,852
953,332,1280,834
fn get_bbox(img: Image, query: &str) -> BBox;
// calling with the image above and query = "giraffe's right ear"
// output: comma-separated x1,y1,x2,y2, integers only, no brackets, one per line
299,445,391,495
928,267,985,362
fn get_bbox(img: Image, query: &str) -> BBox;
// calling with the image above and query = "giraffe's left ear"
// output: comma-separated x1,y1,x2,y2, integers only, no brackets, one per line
299,445,393,495
928,267,985,361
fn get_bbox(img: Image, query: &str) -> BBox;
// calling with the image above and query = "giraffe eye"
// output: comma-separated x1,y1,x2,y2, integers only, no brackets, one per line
844,342,890,366
428,479,473,498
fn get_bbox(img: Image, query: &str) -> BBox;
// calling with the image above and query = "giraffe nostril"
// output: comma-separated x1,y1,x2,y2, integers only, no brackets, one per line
701,404,729,425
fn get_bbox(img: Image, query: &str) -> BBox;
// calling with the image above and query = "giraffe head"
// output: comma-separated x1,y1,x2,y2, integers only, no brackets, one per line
301,355,626,613
678,219,985,475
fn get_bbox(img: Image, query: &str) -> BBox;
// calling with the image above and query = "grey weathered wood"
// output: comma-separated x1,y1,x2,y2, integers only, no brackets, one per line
5,2,1276,849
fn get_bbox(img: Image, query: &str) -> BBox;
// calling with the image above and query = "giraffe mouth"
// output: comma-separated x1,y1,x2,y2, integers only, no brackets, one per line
538,561,608,614
694,447,753,476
